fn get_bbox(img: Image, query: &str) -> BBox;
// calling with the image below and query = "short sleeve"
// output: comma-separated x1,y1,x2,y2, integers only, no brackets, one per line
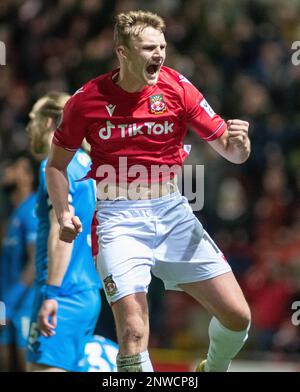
182,78,227,141
52,92,87,152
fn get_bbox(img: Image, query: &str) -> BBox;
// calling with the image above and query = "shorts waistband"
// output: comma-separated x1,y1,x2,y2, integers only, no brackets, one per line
96,190,182,209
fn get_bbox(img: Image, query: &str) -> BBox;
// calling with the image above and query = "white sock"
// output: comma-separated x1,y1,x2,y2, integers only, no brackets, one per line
117,350,153,372
205,317,250,372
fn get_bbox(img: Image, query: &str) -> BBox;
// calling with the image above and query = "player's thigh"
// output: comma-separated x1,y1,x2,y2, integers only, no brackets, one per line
27,362,66,372
178,271,251,330
96,209,154,305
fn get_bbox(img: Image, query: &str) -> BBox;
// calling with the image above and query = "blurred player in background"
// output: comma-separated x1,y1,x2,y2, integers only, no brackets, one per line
78,335,118,372
0,154,38,371
46,11,251,372
26,92,102,372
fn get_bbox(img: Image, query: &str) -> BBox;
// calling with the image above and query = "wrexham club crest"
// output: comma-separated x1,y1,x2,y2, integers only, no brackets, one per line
149,94,167,115
104,275,118,297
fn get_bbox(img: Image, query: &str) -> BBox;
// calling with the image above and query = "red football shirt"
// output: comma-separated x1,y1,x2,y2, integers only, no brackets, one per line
53,66,226,184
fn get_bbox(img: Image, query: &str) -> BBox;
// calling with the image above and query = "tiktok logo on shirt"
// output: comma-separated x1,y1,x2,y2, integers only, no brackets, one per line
98,121,174,140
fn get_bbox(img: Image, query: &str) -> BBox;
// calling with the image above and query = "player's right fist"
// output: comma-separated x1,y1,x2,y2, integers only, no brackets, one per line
59,215,82,243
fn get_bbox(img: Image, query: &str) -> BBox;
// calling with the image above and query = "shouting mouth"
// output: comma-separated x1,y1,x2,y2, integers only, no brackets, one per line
146,63,161,78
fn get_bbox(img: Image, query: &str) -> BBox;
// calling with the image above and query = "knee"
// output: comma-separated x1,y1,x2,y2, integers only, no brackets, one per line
222,305,251,331
121,326,144,345
119,318,147,346
235,308,251,331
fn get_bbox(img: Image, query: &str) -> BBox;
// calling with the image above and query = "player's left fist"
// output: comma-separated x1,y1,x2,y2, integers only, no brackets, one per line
227,119,249,148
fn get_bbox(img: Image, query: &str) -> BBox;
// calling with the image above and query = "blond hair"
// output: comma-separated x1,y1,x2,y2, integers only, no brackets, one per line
114,10,166,47
27,91,70,155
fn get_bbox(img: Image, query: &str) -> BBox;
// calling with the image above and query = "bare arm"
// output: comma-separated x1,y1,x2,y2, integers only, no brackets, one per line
208,119,251,164
38,207,74,337
46,143,82,242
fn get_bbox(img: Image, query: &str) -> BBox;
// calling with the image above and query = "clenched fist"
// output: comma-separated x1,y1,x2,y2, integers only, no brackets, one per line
59,214,82,243
227,119,249,148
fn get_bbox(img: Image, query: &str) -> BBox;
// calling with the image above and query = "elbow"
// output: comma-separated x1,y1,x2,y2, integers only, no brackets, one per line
240,144,251,163
236,150,251,164
228,141,251,164
225,151,250,165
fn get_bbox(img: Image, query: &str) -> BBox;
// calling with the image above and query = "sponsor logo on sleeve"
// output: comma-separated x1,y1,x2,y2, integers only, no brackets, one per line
199,98,215,118
179,74,192,84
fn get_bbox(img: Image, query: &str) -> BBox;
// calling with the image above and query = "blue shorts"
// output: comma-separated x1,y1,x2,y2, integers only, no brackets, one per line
0,287,35,348
96,191,232,304
26,287,101,371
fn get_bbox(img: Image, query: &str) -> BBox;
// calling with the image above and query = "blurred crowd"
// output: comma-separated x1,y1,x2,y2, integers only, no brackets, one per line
1,0,300,360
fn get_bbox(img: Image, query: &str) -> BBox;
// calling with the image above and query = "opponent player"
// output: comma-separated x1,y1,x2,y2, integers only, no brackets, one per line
26,92,101,372
0,155,38,371
46,11,251,372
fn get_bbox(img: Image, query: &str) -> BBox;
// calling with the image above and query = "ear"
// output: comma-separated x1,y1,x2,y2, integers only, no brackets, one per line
116,45,127,60
46,117,54,130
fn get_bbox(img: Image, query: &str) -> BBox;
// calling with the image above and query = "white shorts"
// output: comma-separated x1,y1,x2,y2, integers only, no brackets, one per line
95,191,231,304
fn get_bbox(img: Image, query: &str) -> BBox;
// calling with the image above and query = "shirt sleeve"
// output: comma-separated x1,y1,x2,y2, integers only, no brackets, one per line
52,92,87,152
182,78,227,141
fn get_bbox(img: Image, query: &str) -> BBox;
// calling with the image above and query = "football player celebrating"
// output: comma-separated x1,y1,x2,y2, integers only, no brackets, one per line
46,11,251,372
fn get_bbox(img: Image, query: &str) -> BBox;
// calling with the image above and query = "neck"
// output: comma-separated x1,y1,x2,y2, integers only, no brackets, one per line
116,67,146,93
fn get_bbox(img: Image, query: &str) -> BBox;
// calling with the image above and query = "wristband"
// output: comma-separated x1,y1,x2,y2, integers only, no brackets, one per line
43,284,60,300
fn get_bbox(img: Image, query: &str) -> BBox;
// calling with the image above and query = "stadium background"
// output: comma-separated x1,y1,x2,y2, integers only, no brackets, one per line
0,0,300,371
